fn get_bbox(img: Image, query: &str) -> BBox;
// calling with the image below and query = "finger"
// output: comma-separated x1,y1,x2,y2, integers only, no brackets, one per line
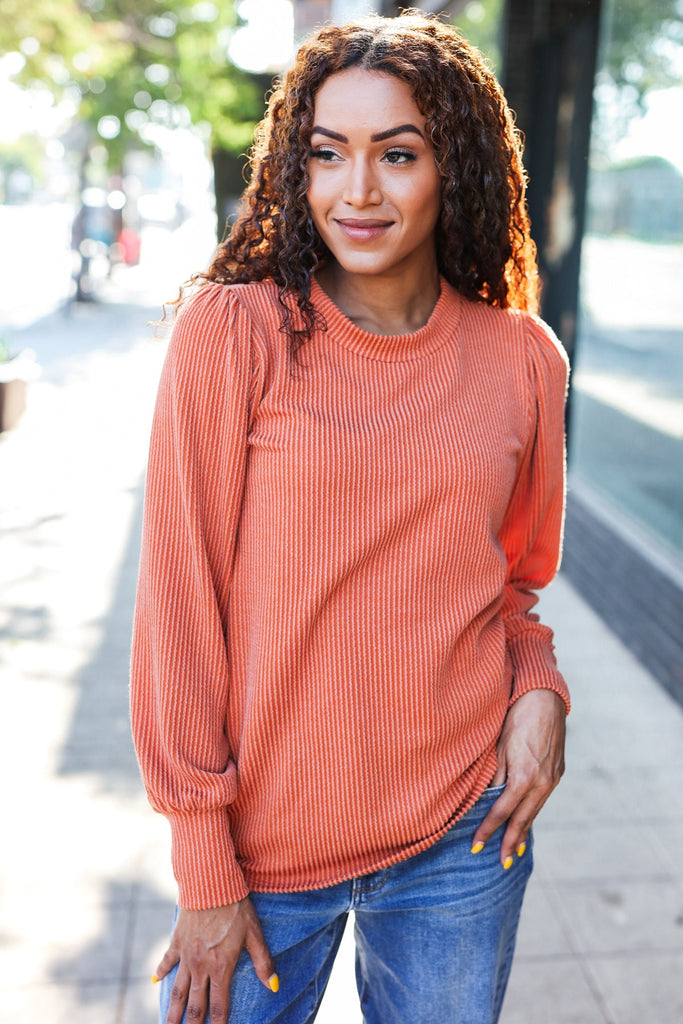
242,906,278,992
154,941,181,983
498,801,539,868
497,778,560,866
206,962,239,1024
205,951,240,1024
162,963,193,1024
208,982,231,1024
470,790,517,852
181,970,210,1024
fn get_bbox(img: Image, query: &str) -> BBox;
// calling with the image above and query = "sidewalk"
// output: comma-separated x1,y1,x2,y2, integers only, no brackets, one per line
1,278,682,1024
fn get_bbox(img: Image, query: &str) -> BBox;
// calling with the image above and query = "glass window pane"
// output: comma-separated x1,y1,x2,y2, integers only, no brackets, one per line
571,0,683,561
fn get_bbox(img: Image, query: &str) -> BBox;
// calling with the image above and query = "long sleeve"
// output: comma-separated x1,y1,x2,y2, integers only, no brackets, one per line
130,283,259,909
498,315,571,712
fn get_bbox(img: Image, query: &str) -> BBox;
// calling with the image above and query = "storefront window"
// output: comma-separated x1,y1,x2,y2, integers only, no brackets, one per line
571,0,683,559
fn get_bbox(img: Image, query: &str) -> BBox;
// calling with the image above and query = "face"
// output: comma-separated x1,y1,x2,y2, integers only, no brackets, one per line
306,68,442,282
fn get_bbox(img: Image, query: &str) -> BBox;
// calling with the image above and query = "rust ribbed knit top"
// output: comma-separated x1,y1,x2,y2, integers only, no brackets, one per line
130,276,570,910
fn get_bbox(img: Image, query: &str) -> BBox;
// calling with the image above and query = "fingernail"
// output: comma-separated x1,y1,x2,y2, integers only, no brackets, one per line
151,974,159,984
503,856,514,870
517,842,527,858
470,841,485,854
269,973,280,993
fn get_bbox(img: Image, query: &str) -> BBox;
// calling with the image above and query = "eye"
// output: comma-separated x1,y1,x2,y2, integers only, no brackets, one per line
309,147,341,162
383,149,417,165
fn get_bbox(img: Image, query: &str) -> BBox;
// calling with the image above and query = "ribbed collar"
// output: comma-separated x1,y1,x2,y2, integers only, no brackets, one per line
310,275,462,363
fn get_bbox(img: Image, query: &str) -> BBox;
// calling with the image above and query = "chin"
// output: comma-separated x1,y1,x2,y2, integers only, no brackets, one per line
332,253,399,277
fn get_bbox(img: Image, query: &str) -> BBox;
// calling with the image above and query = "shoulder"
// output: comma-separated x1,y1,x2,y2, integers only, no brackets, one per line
221,278,282,317
453,293,526,355
176,279,280,334
457,296,569,381
455,294,560,352
522,313,569,370
171,279,282,362
519,312,570,398
158,284,266,401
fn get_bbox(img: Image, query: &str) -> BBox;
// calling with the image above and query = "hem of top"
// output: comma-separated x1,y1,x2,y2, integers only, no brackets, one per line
240,749,499,896
309,275,462,363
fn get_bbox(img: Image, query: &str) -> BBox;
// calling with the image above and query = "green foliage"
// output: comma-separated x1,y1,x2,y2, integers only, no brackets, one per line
590,0,683,158
0,134,46,183
0,336,13,362
600,0,683,94
0,0,106,74
449,0,505,71
444,0,682,98
0,0,265,166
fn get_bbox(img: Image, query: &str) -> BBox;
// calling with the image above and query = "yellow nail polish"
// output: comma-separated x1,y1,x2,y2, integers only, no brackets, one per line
517,842,527,858
151,974,159,984
471,841,484,854
503,856,514,870
269,973,280,993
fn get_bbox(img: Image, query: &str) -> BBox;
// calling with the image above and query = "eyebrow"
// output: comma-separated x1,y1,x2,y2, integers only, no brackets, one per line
310,124,424,143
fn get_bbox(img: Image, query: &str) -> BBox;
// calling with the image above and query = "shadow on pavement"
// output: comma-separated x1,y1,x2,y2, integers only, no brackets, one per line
48,876,173,1024
571,391,682,553
11,297,163,385
55,476,145,792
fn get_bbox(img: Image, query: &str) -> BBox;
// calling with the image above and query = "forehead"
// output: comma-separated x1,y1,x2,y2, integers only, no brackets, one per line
312,68,424,126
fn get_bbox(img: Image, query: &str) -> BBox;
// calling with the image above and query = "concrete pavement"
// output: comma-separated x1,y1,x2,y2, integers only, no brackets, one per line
1,261,682,1023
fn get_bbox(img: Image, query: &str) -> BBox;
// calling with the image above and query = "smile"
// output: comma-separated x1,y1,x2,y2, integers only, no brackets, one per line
334,219,394,241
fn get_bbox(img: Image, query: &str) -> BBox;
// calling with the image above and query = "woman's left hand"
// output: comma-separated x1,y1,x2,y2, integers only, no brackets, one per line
471,688,566,868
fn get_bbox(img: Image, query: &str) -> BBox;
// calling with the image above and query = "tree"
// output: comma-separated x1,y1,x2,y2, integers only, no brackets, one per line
591,0,683,161
449,0,506,71
600,0,683,93
0,0,268,232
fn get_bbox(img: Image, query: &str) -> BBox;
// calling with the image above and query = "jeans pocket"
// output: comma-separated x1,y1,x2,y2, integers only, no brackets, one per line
481,781,507,797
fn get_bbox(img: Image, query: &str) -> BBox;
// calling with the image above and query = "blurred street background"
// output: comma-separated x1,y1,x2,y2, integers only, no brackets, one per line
1,0,682,1022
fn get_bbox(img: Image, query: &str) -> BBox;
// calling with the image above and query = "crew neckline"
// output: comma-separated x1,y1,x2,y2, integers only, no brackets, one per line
310,275,461,362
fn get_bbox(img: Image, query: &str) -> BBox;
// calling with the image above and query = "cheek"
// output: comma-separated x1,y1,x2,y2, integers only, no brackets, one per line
421,168,443,209
401,174,441,225
306,175,330,228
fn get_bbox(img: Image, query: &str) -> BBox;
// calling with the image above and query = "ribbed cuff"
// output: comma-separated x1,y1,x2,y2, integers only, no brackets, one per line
170,808,249,909
508,641,571,715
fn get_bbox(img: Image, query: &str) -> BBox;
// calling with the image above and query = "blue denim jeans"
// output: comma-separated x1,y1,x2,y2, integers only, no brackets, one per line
159,783,532,1024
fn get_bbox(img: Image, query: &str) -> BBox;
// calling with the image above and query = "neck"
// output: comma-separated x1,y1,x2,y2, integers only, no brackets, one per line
316,262,441,336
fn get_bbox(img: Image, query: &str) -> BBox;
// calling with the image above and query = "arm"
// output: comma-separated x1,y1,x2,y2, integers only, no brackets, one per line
473,316,570,866
131,282,254,908
130,285,275,1019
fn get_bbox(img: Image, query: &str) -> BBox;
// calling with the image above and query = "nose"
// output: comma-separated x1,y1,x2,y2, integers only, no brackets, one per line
342,156,382,207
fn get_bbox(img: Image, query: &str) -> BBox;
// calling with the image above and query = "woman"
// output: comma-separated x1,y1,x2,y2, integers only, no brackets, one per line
131,12,569,1024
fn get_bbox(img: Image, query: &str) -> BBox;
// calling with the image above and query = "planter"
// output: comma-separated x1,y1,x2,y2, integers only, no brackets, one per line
0,349,40,432
0,378,27,431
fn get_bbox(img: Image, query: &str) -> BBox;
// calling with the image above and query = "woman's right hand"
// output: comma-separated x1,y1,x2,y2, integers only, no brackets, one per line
155,898,278,1024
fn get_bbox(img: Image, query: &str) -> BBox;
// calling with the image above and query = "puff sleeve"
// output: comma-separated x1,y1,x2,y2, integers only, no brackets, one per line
130,283,261,909
498,315,571,713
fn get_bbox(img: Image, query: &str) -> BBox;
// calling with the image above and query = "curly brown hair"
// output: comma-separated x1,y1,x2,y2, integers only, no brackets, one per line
194,10,539,354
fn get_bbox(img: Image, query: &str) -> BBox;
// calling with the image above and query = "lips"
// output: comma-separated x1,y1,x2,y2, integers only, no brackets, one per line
337,219,392,227
334,218,393,240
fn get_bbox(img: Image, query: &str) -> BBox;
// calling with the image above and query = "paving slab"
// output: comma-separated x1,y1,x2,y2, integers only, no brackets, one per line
584,952,683,1024
1,981,123,1024
499,957,609,1024
512,874,575,959
121,979,165,1024
532,820,674,884
554,877,683,955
